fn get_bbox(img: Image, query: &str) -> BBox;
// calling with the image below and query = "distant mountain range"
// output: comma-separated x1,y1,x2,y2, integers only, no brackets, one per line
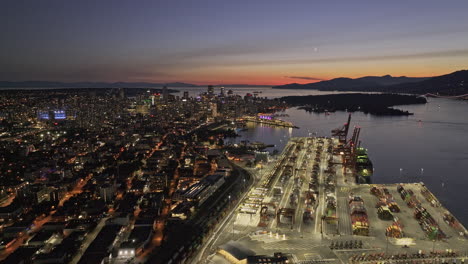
0,81,271,89
213,84,272,88
380,70,468,95
274,70,468,95
0,81,198,88
3,70,468,95
274,75,428,90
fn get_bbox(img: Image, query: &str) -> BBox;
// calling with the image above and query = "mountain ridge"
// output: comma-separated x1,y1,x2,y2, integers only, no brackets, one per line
274,70,468,95
381,70,468,95
0,81,198,88
274,75,428,90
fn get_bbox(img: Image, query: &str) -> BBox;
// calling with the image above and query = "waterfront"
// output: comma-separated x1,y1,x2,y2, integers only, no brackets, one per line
1,85,466,263
172,86,363,98
192,87,468,226
204,136,467,264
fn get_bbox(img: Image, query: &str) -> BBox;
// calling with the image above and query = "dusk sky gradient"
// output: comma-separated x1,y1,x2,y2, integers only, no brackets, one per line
2,0,468,85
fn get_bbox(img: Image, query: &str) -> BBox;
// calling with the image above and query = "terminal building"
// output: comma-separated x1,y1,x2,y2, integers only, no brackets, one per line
182,174,225,205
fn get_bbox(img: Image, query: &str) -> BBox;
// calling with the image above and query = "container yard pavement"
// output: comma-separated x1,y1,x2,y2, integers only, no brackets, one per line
203,137,468,263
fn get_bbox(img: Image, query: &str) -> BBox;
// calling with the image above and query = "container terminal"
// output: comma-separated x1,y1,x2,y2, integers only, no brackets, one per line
197,114,468,264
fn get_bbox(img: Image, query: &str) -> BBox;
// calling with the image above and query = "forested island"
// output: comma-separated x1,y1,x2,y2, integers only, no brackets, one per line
280,93,427,116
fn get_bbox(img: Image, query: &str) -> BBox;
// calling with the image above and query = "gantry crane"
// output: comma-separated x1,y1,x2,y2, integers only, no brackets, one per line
277,207,295,228
331,113,351,143
343,126,361,175
258,202,277,227
331,114,362,177
332,114,351,156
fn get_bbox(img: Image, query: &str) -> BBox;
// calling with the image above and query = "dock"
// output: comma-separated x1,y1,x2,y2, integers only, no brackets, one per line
202,136,468,264
242,116,298,128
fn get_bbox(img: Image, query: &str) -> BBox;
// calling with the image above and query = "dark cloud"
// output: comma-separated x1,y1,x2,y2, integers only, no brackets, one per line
159,41,289,63
0,63,172,82
291,49,468,64
285,76,324,81
159,27,468,65
212,49,468,67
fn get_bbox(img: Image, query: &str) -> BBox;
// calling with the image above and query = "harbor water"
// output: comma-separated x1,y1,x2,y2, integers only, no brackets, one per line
176,86,468,226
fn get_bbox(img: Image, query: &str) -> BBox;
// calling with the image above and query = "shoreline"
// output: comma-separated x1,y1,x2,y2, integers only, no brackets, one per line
281,93,427,116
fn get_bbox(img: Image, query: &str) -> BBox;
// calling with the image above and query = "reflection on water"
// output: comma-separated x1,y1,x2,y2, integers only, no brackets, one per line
225,91,468,226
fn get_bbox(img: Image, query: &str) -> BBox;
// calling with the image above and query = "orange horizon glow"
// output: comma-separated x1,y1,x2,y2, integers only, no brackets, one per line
16,65,466,87
138,62,464,86
151,71,447,86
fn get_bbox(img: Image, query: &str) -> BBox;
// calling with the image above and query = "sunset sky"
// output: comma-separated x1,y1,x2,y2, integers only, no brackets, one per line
2,0,468,85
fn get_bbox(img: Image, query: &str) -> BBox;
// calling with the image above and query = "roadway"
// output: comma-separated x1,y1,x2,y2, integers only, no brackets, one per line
137,135,182,262
0,171,93,261
294,138,313,234
271,139,304,229
334,145,353,236
192,166,256,264
69,217,110,264
314,140,326,234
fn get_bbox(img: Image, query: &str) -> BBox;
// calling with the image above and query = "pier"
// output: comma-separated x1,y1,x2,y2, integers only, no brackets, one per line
200,114,468,264
242,116,299,128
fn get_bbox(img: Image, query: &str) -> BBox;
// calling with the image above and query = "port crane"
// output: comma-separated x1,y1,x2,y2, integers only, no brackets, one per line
331,113,351,143
258,202,277,227
277,207,295,228
331,114,361,177
332,113,352,157
343,126,361,175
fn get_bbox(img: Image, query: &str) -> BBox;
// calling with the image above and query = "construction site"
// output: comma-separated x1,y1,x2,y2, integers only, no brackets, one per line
201,115,468,264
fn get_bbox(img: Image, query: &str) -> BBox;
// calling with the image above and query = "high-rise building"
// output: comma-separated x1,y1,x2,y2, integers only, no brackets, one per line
118,88,125,99
207,85,214,96
220,87,225,96
210,102,218,117
183,91,189,100
162,86,168,103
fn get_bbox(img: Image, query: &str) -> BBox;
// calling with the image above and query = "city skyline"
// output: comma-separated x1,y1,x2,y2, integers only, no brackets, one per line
2,0,468,85
2,1,468,263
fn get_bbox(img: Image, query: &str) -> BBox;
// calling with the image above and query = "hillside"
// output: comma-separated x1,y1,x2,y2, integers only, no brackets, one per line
274,75,428,91
275,70,468,95
382,70,468,95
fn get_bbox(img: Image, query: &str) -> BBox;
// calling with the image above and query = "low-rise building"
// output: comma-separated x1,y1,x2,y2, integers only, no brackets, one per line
117,225,153,260
182,174,225,205
170,201,195,220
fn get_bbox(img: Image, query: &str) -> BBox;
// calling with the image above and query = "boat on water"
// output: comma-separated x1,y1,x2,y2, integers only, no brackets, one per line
356,147,373,184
